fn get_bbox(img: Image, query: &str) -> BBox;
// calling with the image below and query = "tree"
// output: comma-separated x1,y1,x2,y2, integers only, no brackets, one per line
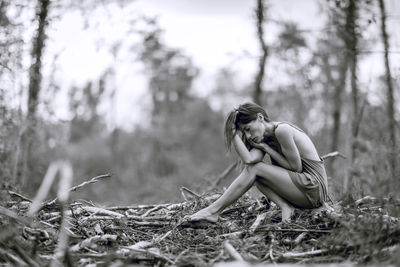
345,0,361,195
378,0,396,178
253,0,268,106
0,1,24,78
15,0,51,185
137,19,198,126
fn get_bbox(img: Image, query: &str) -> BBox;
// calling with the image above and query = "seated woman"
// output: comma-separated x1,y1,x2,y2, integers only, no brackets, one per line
186,102,329,222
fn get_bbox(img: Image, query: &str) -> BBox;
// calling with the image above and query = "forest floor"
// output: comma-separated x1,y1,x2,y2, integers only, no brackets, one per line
1,188,400,266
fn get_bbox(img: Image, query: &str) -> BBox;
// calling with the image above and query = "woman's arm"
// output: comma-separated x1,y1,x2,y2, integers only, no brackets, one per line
248,126,302,172
257,143,293,169
274,125,302,172
233,133,264,164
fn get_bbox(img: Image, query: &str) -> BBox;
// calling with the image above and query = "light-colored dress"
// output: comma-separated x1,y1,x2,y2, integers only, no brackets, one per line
270,122,329,208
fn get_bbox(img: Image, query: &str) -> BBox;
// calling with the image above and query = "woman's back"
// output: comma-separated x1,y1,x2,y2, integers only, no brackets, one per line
275,122,320,161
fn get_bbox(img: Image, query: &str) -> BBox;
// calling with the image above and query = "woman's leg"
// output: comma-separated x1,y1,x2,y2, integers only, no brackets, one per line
187,167,256,222
255,180,295,221
250,163,312,209
187,161,312,222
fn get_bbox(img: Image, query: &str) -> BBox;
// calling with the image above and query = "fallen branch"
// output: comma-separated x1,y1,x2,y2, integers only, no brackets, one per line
70,234,118,252
355,195,400,206
212,162,237,188
0,206,31,224
0,247,27,266
127,215,172,221
256,227,332,233
7,191,32,202
80,206,124,218
249,212,267,233
12,244,40,267
154,230,172,243
280,249,328,259
294,232,307,245
180,186,201,201
121,246,174,264
141,206,165,217
45,173,111,207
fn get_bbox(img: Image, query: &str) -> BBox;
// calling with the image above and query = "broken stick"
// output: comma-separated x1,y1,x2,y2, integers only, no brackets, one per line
45,173,111,207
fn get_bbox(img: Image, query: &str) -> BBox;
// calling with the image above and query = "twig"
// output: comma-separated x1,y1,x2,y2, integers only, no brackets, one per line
173,248,189,265
212,162,237,188
154,230,172,243
23,226,50,240
257,227,332,233
268,231,276,263
12,244,40,267
280,249,328,259
355,195,400,206
218,231,245,239
70,234,118,252
141,206,164,217
223,241,244,261
321,151,347,160
128,215,172,221
180,186,201,201
0,206,31,224
0,247,26,265
130,221,171,226
122,246,174,264
7,190,32,202
45,174,111,206
294,232,307,245
80,206,124,218
249,212,267,233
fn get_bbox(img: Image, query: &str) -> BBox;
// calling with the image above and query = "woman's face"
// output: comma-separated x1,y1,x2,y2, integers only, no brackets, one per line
240,117,265,143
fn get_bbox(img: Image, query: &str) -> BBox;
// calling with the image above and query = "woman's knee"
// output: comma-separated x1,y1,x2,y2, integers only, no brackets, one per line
249,162,277,185
245,162,264,177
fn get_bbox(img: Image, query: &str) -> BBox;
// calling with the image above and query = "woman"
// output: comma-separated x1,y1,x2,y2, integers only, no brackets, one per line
186,102,328,222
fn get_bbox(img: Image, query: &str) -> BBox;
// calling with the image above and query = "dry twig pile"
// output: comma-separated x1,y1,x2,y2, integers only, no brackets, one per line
1,179,400,266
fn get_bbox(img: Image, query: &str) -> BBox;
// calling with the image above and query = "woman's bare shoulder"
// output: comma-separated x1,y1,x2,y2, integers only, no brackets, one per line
274,123,294,138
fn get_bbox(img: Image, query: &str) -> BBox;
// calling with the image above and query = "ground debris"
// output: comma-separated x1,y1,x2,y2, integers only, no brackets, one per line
1,193,400,266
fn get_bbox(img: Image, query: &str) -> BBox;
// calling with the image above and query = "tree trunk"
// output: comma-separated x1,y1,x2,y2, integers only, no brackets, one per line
15,0,50,185
253,0,268,106
344,0,359,194
378,0,396,179
328,55,348,178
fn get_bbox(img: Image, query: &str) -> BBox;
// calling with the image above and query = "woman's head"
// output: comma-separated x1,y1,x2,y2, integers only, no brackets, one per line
224,102,270,150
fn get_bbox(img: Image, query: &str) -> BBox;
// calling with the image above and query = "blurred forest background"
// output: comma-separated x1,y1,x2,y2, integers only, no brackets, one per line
0,0,399,206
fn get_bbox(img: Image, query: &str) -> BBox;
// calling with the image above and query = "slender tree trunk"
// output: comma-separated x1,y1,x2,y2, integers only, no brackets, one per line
344,0,359,194
16,0,50,185
378,0,396,178
328,55,348,177
254,0,268,106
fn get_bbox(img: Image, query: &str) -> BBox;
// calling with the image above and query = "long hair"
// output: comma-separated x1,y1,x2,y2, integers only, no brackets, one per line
224,102,270,151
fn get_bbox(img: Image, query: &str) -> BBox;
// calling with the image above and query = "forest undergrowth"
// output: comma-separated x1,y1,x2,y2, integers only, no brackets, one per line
1,178,400,267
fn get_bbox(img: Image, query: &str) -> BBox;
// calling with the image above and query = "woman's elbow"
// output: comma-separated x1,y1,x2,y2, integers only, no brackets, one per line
243,156,261,165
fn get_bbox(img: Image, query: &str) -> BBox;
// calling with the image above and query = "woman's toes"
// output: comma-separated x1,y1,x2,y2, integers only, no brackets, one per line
185,210,218,223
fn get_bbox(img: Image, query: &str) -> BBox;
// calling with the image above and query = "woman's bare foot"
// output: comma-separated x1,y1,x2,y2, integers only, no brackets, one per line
185,208,219,223
281,206,295,222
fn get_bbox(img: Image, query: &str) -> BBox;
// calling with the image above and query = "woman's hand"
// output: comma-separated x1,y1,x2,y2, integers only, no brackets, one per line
248,139,268,152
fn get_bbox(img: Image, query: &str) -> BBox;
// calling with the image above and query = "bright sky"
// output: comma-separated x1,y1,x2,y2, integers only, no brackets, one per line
43,0,400,129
